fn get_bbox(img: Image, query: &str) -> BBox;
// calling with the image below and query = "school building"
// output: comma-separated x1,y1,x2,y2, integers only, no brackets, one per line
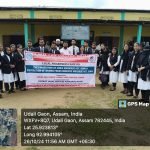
0,7,150,53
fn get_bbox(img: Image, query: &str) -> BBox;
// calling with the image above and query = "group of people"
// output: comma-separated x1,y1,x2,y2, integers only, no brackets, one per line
99,42,150,102
0,37,98,98
0,37,149,101
0,44,26,97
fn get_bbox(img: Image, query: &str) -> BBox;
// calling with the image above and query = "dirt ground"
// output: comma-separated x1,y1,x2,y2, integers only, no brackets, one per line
0,71,149,150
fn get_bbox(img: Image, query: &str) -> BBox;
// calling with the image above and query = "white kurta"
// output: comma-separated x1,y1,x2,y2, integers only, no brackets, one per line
4,73,14,83
60,48,71,55
109,71,119,83
18,72,26,81
127,55,137,82
118,60,128,83
138,77,150,90
107,56,121,83
128,70,137,82
14,72,18,82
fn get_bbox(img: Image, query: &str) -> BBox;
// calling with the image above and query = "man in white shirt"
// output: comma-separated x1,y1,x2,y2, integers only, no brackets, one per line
56,39,62,50
60,41,71,55
69,39,79,55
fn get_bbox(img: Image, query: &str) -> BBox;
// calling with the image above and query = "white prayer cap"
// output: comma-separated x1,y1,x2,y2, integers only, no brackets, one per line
56,39,60,42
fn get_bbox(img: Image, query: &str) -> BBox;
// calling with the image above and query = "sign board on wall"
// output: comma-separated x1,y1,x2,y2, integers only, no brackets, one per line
61,25,90,40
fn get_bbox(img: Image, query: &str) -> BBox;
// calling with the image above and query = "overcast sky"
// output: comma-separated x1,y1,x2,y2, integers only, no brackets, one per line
0,0,149,10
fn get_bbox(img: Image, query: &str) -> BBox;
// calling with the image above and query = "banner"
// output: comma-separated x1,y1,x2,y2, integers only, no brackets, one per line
25,52,97,88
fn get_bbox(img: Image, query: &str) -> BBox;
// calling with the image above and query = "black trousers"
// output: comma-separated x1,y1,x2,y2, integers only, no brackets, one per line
19,80,26,89
17,71,26,89
112,83,116,87
123,83,128,89
0,81,3,92
128,81,139,96
141,90,150,101
97,57,100,67
107,75,109,85
102,75,109,86
4,82,14,91
14,72,20,89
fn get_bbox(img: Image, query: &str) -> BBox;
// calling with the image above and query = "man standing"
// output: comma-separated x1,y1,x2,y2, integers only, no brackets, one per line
56,39,62,50
69,39,79,55
92,42,100,67
60,41,71,55
24,40,34,51
84,40,92,54
92,42,100,54
35,38,49,53
49,41,60,54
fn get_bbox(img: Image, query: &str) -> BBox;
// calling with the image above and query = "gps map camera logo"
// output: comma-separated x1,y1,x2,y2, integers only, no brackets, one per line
118,100,127,108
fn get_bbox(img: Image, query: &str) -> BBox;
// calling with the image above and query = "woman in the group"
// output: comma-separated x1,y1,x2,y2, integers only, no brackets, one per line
107,47,120,91
99,47,109,89
118,43,130,94
2,47,15,94
14,44,26,91
10,44,19,90
137,46,150,102
127,42,140,98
